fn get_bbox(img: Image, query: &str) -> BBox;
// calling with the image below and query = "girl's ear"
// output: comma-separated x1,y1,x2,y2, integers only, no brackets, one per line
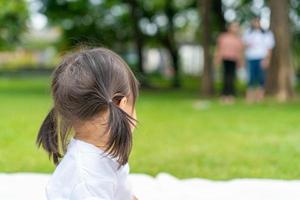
118,96,128,110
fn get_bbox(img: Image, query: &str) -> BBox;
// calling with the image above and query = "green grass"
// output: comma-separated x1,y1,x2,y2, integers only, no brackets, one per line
1,77,300,180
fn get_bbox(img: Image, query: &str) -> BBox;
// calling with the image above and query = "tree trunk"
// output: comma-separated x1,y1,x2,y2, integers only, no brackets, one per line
165,0,180,88
167,41,180,88
127,0,146,81
265,21,279,95
199,0,214,96
268,0,293,101
212,0,226,32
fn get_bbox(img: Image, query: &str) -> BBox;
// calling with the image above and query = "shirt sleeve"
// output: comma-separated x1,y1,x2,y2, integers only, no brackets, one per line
265,31,275,49
217,34,223,46
242,30,250,45
70,180,115,200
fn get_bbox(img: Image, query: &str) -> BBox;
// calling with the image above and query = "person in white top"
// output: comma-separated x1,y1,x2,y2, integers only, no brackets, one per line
243,17,275,102
36,48,139,200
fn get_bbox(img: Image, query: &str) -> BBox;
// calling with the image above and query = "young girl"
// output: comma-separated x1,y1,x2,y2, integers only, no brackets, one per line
37,48,139,200
214,22,244,104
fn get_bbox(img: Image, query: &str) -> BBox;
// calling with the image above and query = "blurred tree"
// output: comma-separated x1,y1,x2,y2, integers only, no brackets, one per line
212,0,226,32
40,0,299,93
163,0,180,88
289,0,300,80
199,0,214,96
40,0,191,87
268,0,294,101
126,0,147,84
40,0,224,89
129,0,197,88
139,0,195,88
0,0,28,50
40,0,153,84
40,0,130,48
265,1,279,96
198,0,226,96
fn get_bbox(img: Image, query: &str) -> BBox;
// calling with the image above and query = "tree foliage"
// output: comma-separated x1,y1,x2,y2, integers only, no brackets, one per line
39,0,300,93
0,0,28,50
40,0,133,50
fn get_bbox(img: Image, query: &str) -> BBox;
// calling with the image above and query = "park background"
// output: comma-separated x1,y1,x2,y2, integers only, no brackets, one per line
0,0,300,181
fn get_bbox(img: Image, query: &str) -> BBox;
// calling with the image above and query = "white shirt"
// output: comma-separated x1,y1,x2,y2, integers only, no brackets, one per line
243,29,275,60
46,138,133,200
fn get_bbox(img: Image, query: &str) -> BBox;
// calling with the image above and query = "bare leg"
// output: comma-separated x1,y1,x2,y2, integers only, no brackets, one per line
221,95,235,105
256,87,265,102
220,96,229,104
246,88,255,103
227,95,236,104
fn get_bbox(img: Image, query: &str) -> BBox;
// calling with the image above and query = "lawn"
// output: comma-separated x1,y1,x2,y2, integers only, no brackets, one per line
0,76,300,180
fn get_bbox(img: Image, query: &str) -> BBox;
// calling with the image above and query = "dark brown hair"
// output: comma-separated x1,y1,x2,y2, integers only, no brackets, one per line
36,48,139,166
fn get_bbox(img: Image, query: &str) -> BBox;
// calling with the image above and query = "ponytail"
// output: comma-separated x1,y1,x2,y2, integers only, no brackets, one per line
36,108,61,164
106,100,135,166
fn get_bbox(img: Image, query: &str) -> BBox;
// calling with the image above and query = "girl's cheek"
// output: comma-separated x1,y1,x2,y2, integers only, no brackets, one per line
130,109,137,132
132,108,137,121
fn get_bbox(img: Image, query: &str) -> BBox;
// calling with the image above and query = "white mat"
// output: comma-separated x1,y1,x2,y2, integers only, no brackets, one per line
1,173,300,200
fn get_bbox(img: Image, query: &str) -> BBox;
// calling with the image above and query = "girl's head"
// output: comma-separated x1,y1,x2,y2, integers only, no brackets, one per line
251,17,261,30
37,48,139,166
227,22,240,35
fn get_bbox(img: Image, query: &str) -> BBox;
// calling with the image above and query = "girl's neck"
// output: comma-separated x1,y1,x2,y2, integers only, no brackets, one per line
73,114,109,150
74,133,107,150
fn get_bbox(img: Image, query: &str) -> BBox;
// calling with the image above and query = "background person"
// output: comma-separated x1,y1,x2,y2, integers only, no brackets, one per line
214,22,244,104
243,17,275,103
